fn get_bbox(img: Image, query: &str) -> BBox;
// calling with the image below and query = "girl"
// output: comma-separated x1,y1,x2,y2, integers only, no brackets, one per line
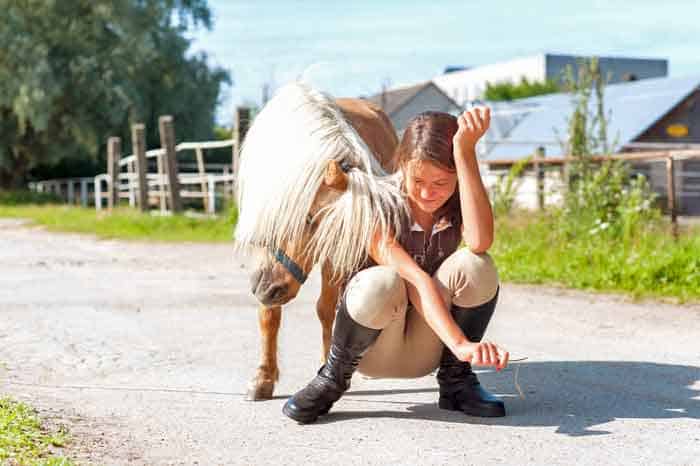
283,108,509,424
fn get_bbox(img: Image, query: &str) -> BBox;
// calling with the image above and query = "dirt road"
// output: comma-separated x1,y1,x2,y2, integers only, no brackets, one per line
1,219,698,465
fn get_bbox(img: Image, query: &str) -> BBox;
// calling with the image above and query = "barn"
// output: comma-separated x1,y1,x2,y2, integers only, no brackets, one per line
479,74,700,215
364,81,462,136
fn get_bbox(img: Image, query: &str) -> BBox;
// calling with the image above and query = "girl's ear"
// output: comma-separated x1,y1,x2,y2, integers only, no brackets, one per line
324,160,349,191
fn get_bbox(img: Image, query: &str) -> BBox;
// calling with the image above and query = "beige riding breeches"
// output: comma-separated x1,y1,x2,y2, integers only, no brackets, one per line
347,248,500,379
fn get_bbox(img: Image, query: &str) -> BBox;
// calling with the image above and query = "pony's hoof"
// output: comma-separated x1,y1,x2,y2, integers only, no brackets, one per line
245,380,275,401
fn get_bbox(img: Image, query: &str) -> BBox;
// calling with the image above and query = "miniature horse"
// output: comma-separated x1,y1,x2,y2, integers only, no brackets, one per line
235,83,405,400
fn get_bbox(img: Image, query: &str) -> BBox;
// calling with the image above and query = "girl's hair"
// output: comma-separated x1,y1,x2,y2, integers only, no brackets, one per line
396,111,461,223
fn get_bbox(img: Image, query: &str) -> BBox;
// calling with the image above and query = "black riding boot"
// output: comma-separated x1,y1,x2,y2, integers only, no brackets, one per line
283,298,380,424
437,288,505,417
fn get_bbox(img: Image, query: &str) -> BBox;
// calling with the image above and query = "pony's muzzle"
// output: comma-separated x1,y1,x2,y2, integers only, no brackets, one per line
250,269,290,306
250,269,264,295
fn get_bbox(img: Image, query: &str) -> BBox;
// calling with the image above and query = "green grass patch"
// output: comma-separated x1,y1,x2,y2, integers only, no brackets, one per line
491,212,700,302
0,397,74,465
0,190,61,206
0,204,237,242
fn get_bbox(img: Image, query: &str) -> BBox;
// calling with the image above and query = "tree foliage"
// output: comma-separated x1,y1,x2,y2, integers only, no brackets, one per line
483,77,560,102
0,0,230,188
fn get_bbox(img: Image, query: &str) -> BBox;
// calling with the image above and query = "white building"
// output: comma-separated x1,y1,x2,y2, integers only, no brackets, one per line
434,53,668,106
480,74,700,215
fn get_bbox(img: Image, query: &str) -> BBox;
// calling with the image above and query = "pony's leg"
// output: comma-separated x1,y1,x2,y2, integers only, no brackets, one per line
317,263,340,363
246,304,281,401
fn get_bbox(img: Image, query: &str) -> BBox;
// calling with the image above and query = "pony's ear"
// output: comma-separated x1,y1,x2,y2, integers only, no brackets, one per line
324,160,349,191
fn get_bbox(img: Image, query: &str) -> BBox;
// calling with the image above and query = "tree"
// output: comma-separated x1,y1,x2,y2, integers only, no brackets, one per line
483,77,560,102
0,0,230,188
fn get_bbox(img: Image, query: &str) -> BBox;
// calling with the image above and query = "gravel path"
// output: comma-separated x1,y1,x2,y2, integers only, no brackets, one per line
1,219,699,465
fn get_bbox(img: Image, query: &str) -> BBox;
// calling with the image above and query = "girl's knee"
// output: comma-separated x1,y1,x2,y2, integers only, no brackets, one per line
344,266,407,329
435,249,499,307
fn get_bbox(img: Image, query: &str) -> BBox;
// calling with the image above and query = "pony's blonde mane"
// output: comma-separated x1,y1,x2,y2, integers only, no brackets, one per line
235,82,407,279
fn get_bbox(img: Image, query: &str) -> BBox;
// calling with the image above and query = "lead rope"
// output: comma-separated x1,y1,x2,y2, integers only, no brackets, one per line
508,356,529,400
416,355,528,399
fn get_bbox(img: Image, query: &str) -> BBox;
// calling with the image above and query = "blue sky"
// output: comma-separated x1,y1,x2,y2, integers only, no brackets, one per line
188,0,700,123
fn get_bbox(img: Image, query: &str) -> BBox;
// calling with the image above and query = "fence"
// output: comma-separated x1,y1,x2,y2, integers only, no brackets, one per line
29,109,254,216
29,177,99,206
94,137,238,214
482,149,700,236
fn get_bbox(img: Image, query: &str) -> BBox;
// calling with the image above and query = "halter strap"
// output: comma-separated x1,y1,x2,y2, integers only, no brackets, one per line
274,248,308,284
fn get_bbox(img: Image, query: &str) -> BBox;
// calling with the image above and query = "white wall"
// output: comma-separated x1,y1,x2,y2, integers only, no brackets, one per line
433,55,546,106
481,164,566,210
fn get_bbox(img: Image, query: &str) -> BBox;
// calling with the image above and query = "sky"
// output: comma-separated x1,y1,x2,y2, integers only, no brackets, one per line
187,0,700,124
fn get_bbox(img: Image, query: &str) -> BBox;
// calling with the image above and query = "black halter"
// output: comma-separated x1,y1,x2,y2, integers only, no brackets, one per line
272,213,314,284
269,154,351,285
273,248,308,284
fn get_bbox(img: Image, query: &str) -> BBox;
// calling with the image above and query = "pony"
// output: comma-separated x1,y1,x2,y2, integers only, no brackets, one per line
234,82,408,400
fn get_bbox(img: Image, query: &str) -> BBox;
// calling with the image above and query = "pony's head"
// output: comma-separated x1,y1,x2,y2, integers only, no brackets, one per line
234,83,407,306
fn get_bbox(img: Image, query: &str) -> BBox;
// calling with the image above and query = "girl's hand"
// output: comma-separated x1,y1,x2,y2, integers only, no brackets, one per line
453,107,491,159
453,340,509,371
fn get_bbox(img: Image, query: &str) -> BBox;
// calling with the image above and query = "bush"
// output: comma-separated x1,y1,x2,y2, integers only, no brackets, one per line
491,156,532,217
558,160,660,245
492,211,700,301
0,190,61,205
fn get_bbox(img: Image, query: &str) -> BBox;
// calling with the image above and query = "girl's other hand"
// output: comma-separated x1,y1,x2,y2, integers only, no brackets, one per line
453,107,491,158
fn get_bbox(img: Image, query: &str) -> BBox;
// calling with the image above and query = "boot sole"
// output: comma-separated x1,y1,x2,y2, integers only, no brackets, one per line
282,402,319,424
438,397,506,418
282,401,333,424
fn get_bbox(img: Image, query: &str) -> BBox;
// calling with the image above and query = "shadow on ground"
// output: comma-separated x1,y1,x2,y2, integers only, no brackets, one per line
311,360,700,436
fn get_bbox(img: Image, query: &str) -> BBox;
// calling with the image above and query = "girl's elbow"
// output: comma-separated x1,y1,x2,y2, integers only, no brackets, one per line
464,235,493,254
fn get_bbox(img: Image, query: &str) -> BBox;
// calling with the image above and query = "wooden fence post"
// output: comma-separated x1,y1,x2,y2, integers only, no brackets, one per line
131,123,149,212
195,147,209,212
535,146,545,210
158,115,182,213
236,106,251,148
80,179,88,207
666,155,678,239
207,174,216,215
107,137,121,210
67,181,75,204
233,106,250,196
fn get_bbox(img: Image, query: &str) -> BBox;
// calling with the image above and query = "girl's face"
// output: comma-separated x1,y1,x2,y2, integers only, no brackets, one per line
404,160,457,215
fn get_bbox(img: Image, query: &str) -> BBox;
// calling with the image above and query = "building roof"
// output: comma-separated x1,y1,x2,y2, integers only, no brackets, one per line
481,74,700,161
365,81,460,117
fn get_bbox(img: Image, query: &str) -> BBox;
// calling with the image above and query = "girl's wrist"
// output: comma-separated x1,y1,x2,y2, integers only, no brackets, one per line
449,336,472,358
454,145,477,162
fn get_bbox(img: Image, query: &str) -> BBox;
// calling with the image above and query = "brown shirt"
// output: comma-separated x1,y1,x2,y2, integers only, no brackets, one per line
398,214,462,276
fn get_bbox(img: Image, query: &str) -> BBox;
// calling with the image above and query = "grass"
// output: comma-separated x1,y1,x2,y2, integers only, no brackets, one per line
0,191,61,206
0,397,74,466
491,211,700,302
0,204,237,243
2,191,698,301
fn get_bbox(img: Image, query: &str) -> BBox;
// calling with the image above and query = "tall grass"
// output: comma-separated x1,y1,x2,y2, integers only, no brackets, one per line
492,211,700,302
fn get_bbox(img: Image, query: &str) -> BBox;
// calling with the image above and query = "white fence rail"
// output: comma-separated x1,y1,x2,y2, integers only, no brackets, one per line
29,177,98,207
29,135,239,215
93,171,236,214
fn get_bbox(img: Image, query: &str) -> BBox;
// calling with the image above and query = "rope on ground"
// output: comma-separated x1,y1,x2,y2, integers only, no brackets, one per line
510,357,528,400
